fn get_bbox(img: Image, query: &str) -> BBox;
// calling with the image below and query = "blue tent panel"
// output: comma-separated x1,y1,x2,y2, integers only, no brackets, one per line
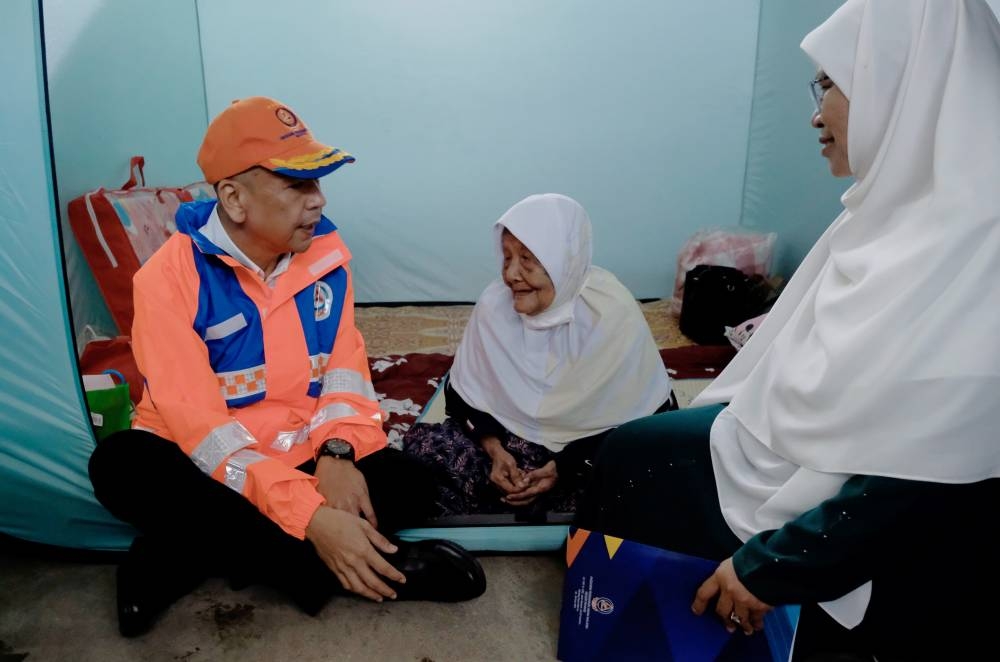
0,0,134,551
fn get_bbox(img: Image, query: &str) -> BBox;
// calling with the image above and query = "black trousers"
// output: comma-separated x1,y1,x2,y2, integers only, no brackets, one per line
575,404,742,562
89,430,438,612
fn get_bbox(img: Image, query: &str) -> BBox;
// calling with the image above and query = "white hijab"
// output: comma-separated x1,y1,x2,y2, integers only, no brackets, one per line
695,0,1000,484
450,194,671,452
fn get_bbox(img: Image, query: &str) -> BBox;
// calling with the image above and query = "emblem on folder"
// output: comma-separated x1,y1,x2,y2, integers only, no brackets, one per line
590,596,614,615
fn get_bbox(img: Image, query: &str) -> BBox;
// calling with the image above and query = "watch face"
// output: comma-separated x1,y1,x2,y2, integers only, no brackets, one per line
323,439,354,458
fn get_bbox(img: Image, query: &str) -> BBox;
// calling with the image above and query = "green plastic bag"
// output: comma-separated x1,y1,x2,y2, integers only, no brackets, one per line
84,369,134,441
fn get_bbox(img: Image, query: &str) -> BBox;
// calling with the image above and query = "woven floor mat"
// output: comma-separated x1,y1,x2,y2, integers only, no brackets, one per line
356,299,693,357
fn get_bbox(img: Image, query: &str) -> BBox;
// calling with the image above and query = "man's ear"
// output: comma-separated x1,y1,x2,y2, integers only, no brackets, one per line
215,178,247,224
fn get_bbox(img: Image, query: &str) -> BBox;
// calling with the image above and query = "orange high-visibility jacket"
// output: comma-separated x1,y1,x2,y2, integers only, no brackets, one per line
131,200,386,539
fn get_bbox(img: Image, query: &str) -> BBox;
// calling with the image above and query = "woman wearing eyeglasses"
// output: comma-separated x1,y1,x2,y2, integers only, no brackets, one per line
577,1,1000,659
808,73,849,179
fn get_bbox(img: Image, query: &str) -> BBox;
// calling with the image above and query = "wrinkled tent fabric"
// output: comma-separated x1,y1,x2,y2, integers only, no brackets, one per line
0,1,135,551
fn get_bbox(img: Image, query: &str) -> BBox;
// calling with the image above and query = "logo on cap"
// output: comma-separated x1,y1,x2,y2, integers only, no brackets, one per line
275,107,298,127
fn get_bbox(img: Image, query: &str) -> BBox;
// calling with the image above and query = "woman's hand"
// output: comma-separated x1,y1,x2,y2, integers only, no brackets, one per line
305,506,405,602
504,460,558,506
315,455,378,529
691,557,773,635
482,436,527,494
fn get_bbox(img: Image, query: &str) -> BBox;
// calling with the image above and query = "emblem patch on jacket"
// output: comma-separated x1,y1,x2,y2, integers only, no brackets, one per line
314,281,333,321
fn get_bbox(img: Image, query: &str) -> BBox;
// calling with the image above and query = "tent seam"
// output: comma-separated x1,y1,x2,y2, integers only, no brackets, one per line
738,0,765,229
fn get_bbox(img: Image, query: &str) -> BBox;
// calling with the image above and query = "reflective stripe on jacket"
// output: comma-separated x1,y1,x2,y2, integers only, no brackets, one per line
131,200,386,539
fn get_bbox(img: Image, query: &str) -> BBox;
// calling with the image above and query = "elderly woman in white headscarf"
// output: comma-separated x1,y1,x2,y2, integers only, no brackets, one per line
403,194,673,515
578,1,1000,659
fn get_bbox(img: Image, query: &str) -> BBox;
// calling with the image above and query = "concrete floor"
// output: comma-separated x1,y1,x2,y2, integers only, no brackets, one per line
0,549,566,662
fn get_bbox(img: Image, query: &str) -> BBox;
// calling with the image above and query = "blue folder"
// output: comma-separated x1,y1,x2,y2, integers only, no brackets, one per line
558,528,798,662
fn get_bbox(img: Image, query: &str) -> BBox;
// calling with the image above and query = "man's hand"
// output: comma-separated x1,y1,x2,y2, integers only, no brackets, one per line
691,557,773,635
481,436,527,494
305,506,405,602
504,460,558,506
315,455,378,529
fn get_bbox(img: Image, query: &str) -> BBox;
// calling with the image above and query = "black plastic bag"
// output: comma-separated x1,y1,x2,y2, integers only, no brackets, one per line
679,265,773,345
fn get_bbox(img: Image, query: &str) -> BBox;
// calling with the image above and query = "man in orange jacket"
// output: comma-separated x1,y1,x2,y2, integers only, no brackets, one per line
88,97,485,637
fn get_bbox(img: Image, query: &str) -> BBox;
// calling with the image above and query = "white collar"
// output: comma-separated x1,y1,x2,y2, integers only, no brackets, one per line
201,206,291,286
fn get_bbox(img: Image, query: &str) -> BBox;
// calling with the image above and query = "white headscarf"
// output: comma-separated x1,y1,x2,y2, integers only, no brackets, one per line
695,0,1000,483
450,194,671,451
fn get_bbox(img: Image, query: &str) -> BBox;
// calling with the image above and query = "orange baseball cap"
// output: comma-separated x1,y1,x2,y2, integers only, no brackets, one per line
196,96,355,184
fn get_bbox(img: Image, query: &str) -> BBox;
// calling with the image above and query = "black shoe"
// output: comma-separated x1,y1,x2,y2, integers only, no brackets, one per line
116,563,160,638
386,539,486,602
115,536,205,637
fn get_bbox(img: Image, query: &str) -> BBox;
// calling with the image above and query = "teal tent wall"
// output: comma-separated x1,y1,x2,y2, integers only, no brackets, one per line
43,0,209,342
0,0,133,550
196,0,761,303
740,0,849,277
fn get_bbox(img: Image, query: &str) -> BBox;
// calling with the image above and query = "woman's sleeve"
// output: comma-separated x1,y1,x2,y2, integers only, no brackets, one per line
444,380,507,443
733,474,941,605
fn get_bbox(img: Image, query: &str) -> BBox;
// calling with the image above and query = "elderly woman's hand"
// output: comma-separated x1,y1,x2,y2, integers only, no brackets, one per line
482,436,527,494
503,460,558,506
691,557,773,636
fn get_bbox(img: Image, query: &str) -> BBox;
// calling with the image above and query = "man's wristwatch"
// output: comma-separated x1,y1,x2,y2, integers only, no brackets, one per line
317,438,355,463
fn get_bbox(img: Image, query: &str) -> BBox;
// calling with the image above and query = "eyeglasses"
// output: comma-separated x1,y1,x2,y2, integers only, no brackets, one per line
809,75,829,114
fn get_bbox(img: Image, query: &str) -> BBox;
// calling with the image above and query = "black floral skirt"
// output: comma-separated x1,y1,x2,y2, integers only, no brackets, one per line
401,419,578,518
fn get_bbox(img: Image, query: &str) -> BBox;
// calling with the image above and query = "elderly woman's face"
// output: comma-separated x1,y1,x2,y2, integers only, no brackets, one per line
811,73,851,177
501,229,555,316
